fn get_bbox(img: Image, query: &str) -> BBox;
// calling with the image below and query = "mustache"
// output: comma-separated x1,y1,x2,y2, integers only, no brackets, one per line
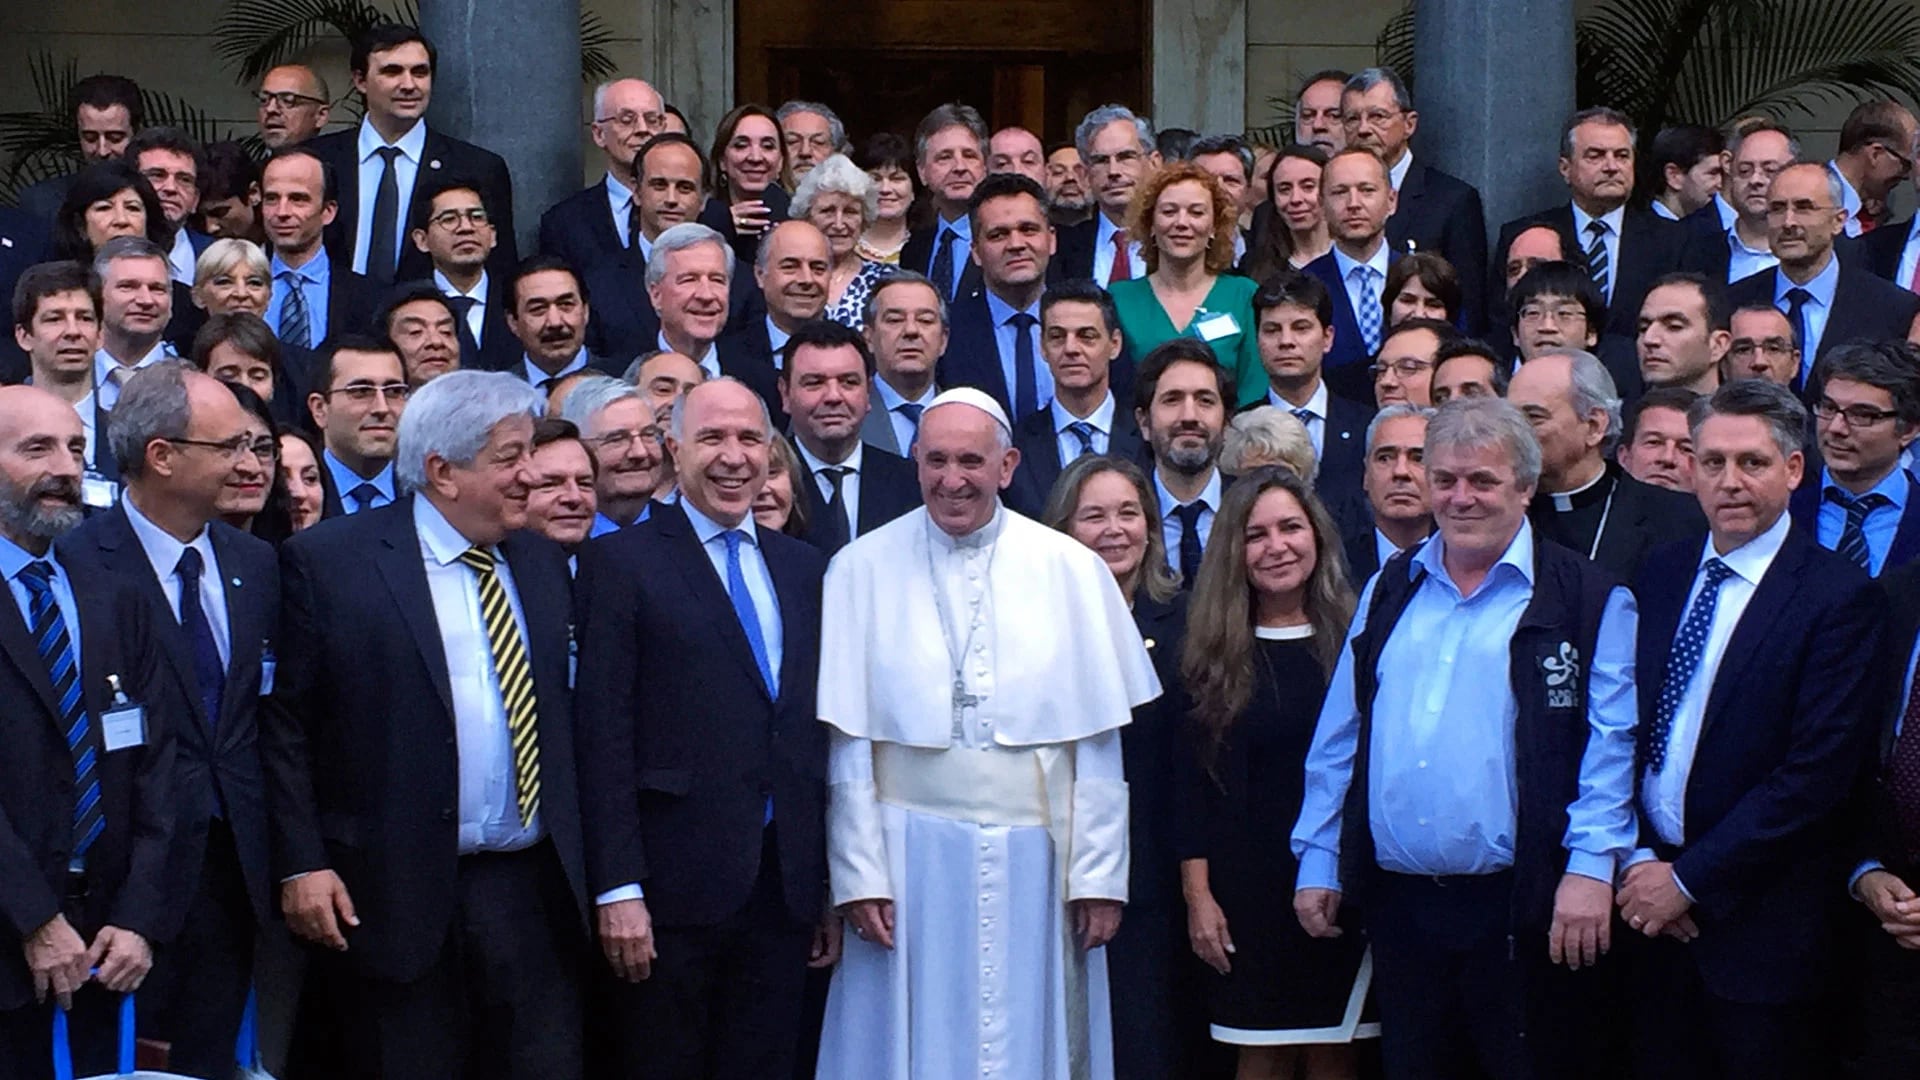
30,475,81,506
538,327,575,343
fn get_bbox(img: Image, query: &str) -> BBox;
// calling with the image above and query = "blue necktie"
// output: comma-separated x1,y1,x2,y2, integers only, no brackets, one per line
175,548,225,729
1784,287,1814,369
930,227,957,300
1173,501,1206,583
349,482,380,514
1649,558,1737,773
1066,421,1098,458
723,530,776,825
18,562,104,859
277,271,311,349
896,402,925,453
1826,487,1891,571
1351,265,1382,355
1009,312,1039,420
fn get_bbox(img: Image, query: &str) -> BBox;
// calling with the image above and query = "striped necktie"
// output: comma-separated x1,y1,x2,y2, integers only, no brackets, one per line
18,561,104,858
456,547,541,824
277,270,311,349
1827,487,1891,571
1584,220,1611,303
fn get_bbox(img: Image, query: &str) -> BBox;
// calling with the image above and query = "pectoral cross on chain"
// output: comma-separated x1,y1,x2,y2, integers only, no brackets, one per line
952,678,982,741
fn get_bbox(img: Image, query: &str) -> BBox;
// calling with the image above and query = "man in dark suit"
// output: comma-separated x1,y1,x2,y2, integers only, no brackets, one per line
576,377,832,1080
1620,379,1884,1079
305,24,516,288
500,255,627,391
716,220,830,388
1341,66,1489,332
307,336,407,519
125,128,213,289
778,320,920,552
936,174,1058,423
1786,340,1920,576
1849,561,1920,1073
408,176,518,372
859,273,947,456
0,385,178,1077
1056,105,1159,286
649,223,783,417
1726,163,1920,383
538,78,665,277
265,370,591,1078
11,75,143,225
59,365,276,1078
1138,340,1232,584
378,283,464,388
899,103,988,301
1511,348,1703,581
0,208,51,385
1338,403,1431,587
1301,149,1398,403
1246,270,1374,508
10,263,107,498
555,376,671,538
259,148,377,362
1005,280,1143,517
1494,107,1695,339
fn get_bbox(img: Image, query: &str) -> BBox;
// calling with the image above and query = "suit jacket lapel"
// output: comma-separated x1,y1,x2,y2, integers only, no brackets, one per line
0,577,63,723
372,503,456,720
1699,531,1806,739
1386,164,1425,252
761,529,809,711
210,526,264,741
660,506,774,703
1889,479,1920,569
91,506,209,738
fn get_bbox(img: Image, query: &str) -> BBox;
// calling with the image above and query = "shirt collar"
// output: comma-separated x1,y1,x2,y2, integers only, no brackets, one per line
1829,160,1863,218
604,171,633,201
766,316,791,358
0,532,59,585
1155,468,1224,521
658,331,720,376
1570,202,1627,238
95,342,170,383
1412,517,1536,592
121,491,214,579
1051,391,1115,435
1774,251,1840,307
358,117,427,163
1824,464,1911,509
1714,193,1738,231
1271,379,1328,418
795,434,863,473
1651,200,1680,221
271,250,329,284
322,448,395,501
1096,212,1127,246
412,492,488,567
434,267,488,302
1697,508,1791,586
1331,240,1390,282
1387,150,1413,192
928,502,1005,552
681,498,757,548
937,212,972,241
873,377,937,412
984,289,1041,326
524,348,589,384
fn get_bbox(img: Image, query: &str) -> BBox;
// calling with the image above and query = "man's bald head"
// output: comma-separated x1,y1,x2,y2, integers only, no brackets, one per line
989,127,1047,185
0,385,87,551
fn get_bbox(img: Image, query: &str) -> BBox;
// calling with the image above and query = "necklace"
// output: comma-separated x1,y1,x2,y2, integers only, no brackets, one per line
924,515,1002,740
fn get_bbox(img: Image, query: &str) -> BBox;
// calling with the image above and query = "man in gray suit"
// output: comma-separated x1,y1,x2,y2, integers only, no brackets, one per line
859,272,945,455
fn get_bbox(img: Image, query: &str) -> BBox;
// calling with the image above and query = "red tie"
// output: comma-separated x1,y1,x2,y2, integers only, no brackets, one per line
1907,255,1920,295
1109,230,1132,286
1888,667,1920,859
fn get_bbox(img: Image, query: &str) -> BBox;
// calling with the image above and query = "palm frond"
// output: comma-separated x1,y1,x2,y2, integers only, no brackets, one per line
215,0,403,85
1377,0,1418,94
580,9,616,84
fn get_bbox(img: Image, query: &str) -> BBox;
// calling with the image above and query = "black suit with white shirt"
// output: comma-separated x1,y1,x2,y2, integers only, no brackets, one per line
1003,398,1148,518
1386,160,1490,332
538,179,629,277
792,442,922,553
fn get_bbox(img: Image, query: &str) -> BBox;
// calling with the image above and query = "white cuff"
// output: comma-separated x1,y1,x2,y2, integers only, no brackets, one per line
595,884,643,905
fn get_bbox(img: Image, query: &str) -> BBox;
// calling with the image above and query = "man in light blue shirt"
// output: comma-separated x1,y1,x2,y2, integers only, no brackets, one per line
308,339,407,517
1291,397,1639,1079
1797,341,1920,576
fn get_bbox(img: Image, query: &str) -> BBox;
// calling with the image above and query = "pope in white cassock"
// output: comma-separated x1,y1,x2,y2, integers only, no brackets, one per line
813,388,1161,1080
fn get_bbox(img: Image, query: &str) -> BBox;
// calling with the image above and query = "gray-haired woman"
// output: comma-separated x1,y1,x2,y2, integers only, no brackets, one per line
791,153,892,330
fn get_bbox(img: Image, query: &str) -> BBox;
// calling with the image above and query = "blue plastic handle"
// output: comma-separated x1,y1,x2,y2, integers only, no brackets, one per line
51,992,137,1079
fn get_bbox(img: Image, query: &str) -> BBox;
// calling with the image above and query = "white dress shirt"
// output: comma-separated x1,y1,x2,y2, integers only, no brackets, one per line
1268,379,1329,459
167,230,197,286
1829,161,1864,238
796,439,864,536
352,118,429,275
1092,212,1145,285
413,496,545,854
658,331,721,380
1050,393,1116,464
1569,203,1627,301
434,268,490,345
93,342,174,411
1387,150,1413,193
122,493,231,667
1641,512,1791,848
1895,216,1920,293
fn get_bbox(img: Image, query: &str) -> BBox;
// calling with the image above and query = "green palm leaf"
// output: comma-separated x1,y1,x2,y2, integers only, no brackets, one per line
215,0,403,87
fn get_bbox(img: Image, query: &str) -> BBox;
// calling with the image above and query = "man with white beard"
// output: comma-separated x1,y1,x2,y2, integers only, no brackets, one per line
814,387,1159,1080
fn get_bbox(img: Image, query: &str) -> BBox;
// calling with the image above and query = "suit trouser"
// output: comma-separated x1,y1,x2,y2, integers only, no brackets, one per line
602,825,814,1080
344,840,587,1080
1625,931,1812,1080
139,818,254,1078
0,880,128,1080
1851,915,1920,1076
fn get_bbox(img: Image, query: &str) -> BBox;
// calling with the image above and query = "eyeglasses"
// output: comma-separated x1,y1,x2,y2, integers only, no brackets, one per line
1728,337,1795,359
167,435,278,461
141,167,197,192
1369,357,1433,379
256,90,328,110
1765,200,1837,219
428,207,490,230
589,426,663,454
1813,400,1902,428
325,382,412,404
1342,109,1403,131
594,110,664,131
1872,140,1915,179
1517,303,1589,326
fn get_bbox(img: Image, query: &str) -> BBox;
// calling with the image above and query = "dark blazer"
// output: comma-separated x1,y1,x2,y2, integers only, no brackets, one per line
163,282,206,356
936,289,1019,418
696,187,791,267
262,500,588,981
715,321,790,429
1632,525,1884,1002
306,125,518,284
1127,590,1189,914
1494,204,1693,338
12,171,75,226
1856,563,1920,881
1727,260,1920,372
795,443,922,553
1315,392,1374,505
58,510,279,931
1299,251,1379,405
1386,161,1489,332
1857,218,1912,285
581,250,763,361
0,557,179,1011
538,179,626,276
1003,400,1147,518
0,206,49,384
575,501,828,927
461,280,523,373
1787,470,1920,575
1528,467,1705,583
900,218,984,300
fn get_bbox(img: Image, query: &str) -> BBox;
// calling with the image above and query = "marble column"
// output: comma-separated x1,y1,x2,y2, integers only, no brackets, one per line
1152,0,1247,135
1413,0,1577,238
419,0,582,255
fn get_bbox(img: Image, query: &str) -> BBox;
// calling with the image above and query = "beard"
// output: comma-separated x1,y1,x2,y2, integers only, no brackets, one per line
0,474,84,543
1158,435,1220,476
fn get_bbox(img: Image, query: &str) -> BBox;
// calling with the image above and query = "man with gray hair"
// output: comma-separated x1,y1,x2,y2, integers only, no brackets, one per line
558,374,671,537
265,368,591,1077
1510,347,1702,581
540,78,666,276
1340,402,1433,586
93,237,177,412
861,272,948,455
1294,395,1640,1079
1062,104,1159,284
903,103,989,300
61,363,276,1077
777,100,846,182
645,221,784,417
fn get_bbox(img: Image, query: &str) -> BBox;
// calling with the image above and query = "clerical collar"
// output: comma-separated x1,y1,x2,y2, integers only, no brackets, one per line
1548,464,1614,511
930,503,1005,552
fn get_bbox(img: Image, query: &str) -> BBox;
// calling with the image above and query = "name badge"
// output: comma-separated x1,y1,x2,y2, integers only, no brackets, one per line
100,704,147,752
1193,311,1239,343
567,623,579,690
259,641,277,696
82,475,118,509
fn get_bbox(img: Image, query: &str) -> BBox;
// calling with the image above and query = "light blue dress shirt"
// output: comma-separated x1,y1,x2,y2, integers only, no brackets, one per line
323,450,396,514
1092,212,1145,284
766,317,791,371
1774,254,1841,376
1292,521,1642,888
94,342,175,412
122,494,231,666
1816,466,1908,576
1268,379,1329,459
1050,393,1115,464
1,536,81,666
682,500,783,684
926,213,972,297
984,290,1052,410
352,118,428,275
524,348,590,387
871,377,938,454
589,502,651,539
605,172,635,248
1330,242,1391,336
265,251,332,349
1154,468,1224,562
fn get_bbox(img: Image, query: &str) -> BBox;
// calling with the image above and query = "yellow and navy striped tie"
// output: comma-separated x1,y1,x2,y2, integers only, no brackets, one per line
458,546,541,824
